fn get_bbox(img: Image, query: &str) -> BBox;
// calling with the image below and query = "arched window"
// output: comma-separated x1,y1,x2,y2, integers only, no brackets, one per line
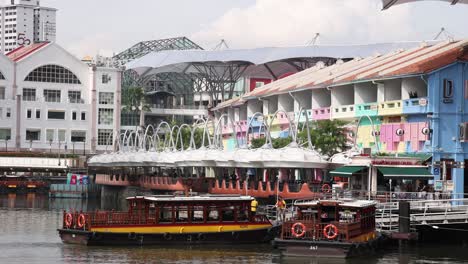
0,71,4,80
25,65,81,84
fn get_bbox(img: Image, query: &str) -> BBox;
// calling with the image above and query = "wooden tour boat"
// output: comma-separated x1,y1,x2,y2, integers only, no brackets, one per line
58,195,279,245
274,199,386,258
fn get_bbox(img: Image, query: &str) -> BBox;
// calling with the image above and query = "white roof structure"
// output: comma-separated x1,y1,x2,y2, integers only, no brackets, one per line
126,41,439,77
127,195,254,202
294,199,377,208
382,0,468,10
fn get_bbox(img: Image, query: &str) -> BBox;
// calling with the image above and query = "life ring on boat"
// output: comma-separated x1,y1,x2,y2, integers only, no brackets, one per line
321,184,331,193
323,224,339,240
163,232,172,241
77,214,86,228
291,222,306,238
64,213,73,228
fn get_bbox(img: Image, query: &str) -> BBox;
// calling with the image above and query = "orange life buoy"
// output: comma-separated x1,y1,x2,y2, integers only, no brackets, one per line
77,214,86,228
64,213,73,228
321,184,331,193
323,224,339,240
291,222,306,238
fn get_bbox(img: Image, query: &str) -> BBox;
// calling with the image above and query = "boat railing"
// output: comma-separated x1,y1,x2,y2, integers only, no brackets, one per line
63,209,272,231
280,220,365,241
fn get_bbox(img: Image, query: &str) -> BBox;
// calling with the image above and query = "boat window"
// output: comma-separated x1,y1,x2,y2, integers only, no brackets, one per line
191,206,205,223
339,209,356,223
236,205,249,222
320,206,336,222
207,206,219,222
148,203,156,223
221,206,235,222
176,206,189,223
159,206,173,223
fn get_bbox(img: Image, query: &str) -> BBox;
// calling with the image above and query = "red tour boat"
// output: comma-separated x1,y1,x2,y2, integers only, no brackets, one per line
274,199,385,258
58,195,279,245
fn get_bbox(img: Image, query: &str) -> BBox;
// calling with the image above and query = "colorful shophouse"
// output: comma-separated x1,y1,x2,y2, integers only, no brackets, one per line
213,40,468,196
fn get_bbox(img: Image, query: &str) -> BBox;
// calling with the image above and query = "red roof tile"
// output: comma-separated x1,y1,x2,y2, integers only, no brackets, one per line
6,42,50,62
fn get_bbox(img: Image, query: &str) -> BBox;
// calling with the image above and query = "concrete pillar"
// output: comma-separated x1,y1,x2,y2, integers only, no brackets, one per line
114,71,122,151
90,67,97,153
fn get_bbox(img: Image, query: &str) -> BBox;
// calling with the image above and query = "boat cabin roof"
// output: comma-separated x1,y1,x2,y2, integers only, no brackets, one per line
294,199,377,208
126,195,254,203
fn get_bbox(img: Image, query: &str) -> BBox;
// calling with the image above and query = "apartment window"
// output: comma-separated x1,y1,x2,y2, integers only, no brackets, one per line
0,71,5,80
58,130,66,142
98,129,113,146
23,88,36,101
68,91,82,103
81,112,86,121
98,108,114,125
0,108,2,118
46,129,55,142
102,74,111,84
443,79,454,98
0,129,11,140
26,109,32,119
47,111,65,120
44,89,61,103
99,92,114,105
0,87,5,99
25,64,81,84
72,111,77,120
71,131,86,142
35,109,40,119
26,129,41,141
6,108,11,118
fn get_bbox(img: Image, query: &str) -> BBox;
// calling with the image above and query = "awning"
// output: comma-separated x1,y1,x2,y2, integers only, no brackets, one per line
330,166,366,177
377,167,433,179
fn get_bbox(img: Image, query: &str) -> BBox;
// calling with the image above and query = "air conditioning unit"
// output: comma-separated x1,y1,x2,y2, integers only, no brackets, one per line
460,123,468,142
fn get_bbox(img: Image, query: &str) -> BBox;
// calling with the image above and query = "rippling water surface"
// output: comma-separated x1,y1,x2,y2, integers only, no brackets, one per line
1,194,467,264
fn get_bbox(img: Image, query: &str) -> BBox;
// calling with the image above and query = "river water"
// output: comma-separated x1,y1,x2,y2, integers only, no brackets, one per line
0,194,467,264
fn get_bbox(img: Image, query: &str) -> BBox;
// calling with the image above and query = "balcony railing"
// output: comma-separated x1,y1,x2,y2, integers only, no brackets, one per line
356,102,378,117
402,97,428,115
378,100,402,116
332,104,355,120
312,107,331,120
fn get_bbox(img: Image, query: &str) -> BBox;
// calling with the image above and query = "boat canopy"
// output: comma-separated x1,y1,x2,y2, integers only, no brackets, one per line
126,195,254,202
294,199,377,208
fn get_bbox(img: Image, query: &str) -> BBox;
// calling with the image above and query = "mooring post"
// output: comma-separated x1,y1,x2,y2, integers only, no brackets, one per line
399,201,410,233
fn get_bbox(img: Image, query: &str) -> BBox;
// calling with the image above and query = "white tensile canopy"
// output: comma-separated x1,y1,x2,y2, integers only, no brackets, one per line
126,42,438,77
382,0,468,10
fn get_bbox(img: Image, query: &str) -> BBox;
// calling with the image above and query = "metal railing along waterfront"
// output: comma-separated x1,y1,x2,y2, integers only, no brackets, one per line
375,198,468,232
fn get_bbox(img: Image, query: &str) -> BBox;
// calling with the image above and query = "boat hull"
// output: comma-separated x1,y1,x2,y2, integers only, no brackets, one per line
274,236,386,258
58,226,279,246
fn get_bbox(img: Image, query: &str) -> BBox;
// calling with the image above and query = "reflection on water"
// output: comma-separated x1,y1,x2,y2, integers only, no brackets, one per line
0,194,467,264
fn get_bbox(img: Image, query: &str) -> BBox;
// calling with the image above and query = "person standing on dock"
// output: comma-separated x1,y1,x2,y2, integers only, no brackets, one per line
275,197,286,222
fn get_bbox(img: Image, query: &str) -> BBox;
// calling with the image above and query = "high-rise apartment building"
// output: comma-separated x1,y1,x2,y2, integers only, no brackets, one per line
0,0,56,53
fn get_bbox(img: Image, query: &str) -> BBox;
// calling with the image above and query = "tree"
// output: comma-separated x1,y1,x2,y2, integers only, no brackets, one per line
297,119,348,157
121,86,150,113
250,136,292,149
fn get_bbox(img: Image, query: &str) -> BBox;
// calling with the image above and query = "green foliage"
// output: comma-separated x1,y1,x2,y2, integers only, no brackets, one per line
121,86,150,113
297,119,348,157
250,136,292,149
